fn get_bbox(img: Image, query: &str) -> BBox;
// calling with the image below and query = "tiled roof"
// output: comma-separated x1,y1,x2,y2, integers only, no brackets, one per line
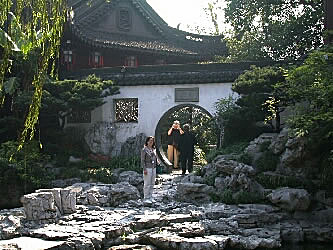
67,0,227,59
61,62,273,86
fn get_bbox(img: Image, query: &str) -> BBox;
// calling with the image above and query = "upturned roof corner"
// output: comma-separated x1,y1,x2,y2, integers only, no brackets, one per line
66,0,227,60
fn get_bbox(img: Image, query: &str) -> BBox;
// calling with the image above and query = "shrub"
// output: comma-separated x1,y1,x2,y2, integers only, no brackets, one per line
53,154,141,182
203,173,217,186
219,189,234,204
194,146,207,166
193,165,203,176
255,151,279,172
233,190,263,204
84,167,114,183
320,150,333,194
206,141,250,163
256,173,315,191
61,126,89,158
0,140,53,190
206,149,222,163
259,141,271,152
213,189,264,204
239,152,253,165
106,156,141,172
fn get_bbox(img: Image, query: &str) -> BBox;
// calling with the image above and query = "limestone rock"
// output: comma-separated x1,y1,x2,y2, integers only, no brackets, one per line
176,183,213,204
76,182,140,207
109,245,157,250
21,188,77,221
244,133,277,165
109,182,141,206
267,187,310,211
269,128,289,155
85,121,116,156
21,192,58,221
120,133,146,157
118,171,143,186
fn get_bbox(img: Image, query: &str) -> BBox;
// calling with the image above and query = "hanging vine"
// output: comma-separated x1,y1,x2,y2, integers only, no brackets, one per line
0,0,67,150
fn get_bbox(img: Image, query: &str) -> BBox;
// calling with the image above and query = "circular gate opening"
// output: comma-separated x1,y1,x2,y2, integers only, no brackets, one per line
154,104,215,170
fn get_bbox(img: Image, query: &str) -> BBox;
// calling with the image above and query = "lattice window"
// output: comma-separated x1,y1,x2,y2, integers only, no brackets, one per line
89,52,103,67
118,8,131,31
124,56,138,67
67,110,91,123
114,98,138,123
63,50,72,63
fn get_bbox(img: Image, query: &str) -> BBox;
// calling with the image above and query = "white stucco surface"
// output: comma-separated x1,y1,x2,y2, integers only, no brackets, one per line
97,82,235,143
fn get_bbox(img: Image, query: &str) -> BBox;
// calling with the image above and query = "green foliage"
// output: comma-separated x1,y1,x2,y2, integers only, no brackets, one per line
282,46,333,189
256,173,315,191
107,156,141,172
233,66,288,131
320,150,333,192
42,74,119,129
0,74,119,158
238,152,253,165
55,156,141,184
222,141,250,155
0,140,53,189
212,189,263,204
193,165,203,176
213,96,265,146
255,151,279,173
220,0,324,61
81,167,114,184
233,190,263,204
206,149,221,163
206,141,249,163
218,189,234,204
58,127,88,158
204,173,217,186
212,66,291,145
233,66,283,94
0,0,67,147
286,47,333,137
259,141,271,152
193,146,207,166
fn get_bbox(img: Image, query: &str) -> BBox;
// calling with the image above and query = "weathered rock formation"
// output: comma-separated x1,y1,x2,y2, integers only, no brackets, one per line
85,121,117,156
1,128,333,249
1,162,333,250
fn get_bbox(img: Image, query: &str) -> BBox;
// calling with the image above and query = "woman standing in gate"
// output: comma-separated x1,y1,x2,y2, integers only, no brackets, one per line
141,136,158,203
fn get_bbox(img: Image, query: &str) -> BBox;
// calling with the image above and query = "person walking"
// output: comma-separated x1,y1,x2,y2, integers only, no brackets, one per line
141,136,158,203
178,124,197,175
167,120,184,170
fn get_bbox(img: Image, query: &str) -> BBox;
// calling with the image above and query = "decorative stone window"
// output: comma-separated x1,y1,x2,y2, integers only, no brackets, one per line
67,110,91,123
117,8,131,32
124,56,138,67
114,98,138,123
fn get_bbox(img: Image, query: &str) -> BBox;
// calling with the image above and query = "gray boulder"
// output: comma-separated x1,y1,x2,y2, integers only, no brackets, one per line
267,187,310,211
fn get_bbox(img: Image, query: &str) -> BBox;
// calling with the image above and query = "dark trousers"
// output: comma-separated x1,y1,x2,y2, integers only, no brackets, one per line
180,154,194,174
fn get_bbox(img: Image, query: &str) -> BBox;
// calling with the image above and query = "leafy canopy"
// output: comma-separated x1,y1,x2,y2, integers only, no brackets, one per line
286,45,333,138
42,74,120,127
0,0,67,149
207,0,324,61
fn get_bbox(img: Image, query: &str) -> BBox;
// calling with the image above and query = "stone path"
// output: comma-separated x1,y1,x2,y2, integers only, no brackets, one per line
1,169,333,250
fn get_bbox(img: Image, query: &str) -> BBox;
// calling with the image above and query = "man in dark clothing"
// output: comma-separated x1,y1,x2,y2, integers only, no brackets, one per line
178,124,197,175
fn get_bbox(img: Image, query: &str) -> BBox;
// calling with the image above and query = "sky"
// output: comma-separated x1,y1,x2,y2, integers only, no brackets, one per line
146,0,219,34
